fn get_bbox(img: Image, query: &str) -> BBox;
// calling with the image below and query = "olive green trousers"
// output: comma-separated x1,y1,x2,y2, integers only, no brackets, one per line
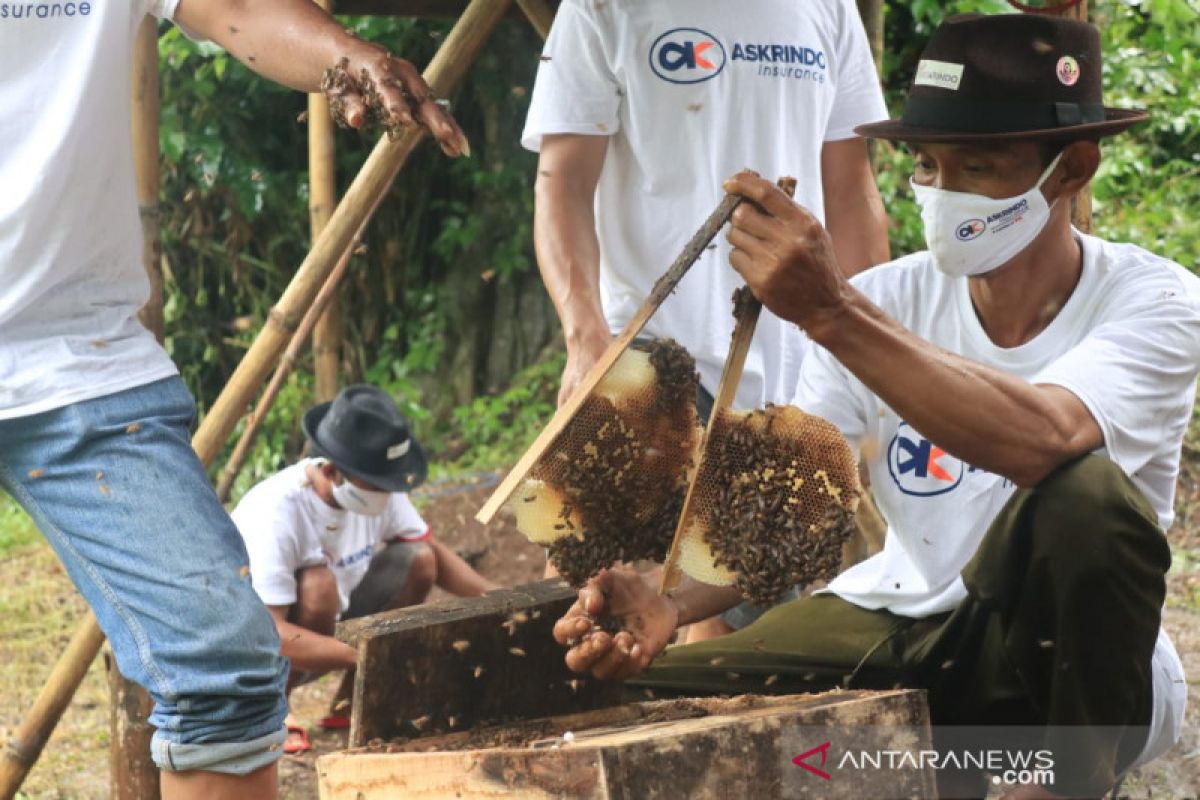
636,456,1171,796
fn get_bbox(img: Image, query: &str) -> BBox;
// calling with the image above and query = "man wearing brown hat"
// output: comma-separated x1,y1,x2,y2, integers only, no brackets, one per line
551,13,1198,797
231,385,495,753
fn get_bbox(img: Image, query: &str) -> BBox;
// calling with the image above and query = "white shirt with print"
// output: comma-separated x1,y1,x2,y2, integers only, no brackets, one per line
796,232,1200,768
232,460,431,616
0,0,183,418
522,0,887,408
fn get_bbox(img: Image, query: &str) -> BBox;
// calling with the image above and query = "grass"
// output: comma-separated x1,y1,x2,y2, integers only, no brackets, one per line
0,496,39,556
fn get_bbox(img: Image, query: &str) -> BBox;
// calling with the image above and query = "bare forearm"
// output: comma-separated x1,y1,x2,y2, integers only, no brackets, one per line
667,577,743,626
809,291,1096,486
534,179,607,345
176,0,365,92
274,618,358,672
432,541,495,596
825,186,889,277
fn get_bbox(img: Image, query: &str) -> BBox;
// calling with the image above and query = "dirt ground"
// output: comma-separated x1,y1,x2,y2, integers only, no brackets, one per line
2,464,1198,798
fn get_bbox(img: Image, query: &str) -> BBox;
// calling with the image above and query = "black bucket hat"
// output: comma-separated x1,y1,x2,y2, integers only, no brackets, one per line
856,13,1148,142
302,384,428,492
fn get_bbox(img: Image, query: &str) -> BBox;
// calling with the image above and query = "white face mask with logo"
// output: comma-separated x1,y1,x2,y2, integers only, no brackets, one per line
910,152,1063,278
331,477,391,517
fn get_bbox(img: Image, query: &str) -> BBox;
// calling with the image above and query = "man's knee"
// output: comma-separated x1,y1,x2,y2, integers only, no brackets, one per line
402,542,437,590
1029,455,1168,574
294,566,340,633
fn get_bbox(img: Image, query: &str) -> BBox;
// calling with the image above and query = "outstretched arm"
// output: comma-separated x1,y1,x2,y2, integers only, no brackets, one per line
266,606,357,673
174,0,468,156
430,540,497,596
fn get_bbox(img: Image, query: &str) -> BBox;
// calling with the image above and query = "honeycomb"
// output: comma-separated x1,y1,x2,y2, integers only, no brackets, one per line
676,405,862,605
507,340,702,586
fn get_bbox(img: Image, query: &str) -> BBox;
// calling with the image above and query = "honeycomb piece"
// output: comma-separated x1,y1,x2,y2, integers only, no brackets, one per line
677,405,861,605
675,522,736,587
510,479,580,545
507,340,702,586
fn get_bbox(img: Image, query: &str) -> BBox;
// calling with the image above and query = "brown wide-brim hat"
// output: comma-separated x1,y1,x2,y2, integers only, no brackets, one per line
856,13,1149,143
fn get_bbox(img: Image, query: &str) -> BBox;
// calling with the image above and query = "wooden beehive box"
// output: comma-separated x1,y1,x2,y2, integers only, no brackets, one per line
317,689,934,799
335,580,624,747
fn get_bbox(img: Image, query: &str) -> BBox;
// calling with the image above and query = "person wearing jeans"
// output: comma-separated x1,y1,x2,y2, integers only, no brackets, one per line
0,0,466,796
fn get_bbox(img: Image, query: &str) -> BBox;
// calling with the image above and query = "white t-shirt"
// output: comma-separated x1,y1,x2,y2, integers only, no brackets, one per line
231,460,431,616
0,0,181,419
522,0,887,408
796,232,1199,767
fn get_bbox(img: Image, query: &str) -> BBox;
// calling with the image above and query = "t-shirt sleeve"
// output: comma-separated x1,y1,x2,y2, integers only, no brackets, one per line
233,499,324,607
824,0,888,141
794,339,870,449
383,495,432,544
145,0,181,21
520,0,621,152
1034,292,1200,477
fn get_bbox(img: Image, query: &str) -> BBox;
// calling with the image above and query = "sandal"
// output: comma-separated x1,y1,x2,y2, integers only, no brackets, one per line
318,713,351,730
284,721,312,755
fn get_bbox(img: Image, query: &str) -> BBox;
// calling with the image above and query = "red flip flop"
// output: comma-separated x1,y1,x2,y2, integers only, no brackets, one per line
284,721,312,754
318,714,351,731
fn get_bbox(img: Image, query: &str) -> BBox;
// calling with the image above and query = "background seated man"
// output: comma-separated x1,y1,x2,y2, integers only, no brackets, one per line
232,384,496,753
552,14,1198,799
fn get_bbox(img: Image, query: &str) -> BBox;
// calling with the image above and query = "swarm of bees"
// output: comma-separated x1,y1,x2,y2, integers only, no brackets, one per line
676,405,862,605
509,340,702,586
321,57,417,140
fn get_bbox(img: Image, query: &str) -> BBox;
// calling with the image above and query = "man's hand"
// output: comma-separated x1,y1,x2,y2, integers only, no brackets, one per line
319,48,469,157
175,0,469,157
552,569,678,681
724,171,852,337
558,325,610,406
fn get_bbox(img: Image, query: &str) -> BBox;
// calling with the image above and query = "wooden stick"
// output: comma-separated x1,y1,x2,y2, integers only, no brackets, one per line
514,0,554,39
215,244,356,503
310,0,343,404
659,177,797,594
0,611,106,795
192,0,514,469
475,193,744,524
0,5,513,795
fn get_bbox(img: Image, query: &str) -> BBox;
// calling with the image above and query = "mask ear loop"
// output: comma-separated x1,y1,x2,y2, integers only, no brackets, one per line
1034,149,1067,200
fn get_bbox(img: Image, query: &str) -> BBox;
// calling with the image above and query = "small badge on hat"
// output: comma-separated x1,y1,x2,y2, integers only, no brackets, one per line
387,440,411,461
915,59,965,91
1056,56,1080,86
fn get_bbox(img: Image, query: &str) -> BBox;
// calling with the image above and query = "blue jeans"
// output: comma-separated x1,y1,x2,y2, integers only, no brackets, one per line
0,377,288,774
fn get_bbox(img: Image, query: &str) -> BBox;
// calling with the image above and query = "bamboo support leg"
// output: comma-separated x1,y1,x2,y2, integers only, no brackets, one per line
0,2,514,795
515,0,554,39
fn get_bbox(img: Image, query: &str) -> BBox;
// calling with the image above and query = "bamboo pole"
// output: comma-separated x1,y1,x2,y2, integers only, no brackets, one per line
515,0,554,39
132,15,165,341
192,0,514,469
216,242,359,503
310,0,343,404
110,16,165,800
0,4,512,795
0,613,106,793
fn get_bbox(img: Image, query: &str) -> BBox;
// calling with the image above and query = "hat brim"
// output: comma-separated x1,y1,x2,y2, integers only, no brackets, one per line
302,402,429,492
854,107,1148,143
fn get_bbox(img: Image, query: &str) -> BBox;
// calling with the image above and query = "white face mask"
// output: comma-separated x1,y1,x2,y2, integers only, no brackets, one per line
911,152,1063,278
331,478,391,517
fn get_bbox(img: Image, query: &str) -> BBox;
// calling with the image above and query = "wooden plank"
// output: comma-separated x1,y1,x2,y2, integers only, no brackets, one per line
476,194,745,525
338,580,623,747
317,689,935,799
515,0,555,38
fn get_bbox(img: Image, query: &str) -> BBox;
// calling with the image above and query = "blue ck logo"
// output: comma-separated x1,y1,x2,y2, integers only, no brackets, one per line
650,28,727,84
887,423,965,497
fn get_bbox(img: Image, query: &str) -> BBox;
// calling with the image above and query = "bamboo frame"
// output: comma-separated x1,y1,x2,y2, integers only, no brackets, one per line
475,194,745,525
0,3,514,795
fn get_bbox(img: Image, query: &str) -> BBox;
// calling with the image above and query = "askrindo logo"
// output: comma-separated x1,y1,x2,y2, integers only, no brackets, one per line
887,423,964,497
955,219,986,241
649,27,727,84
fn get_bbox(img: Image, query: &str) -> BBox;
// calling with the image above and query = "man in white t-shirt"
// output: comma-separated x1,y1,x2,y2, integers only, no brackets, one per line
523,0,892,628
551,14,1198,798
231,385,496,753
0,1,466,796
